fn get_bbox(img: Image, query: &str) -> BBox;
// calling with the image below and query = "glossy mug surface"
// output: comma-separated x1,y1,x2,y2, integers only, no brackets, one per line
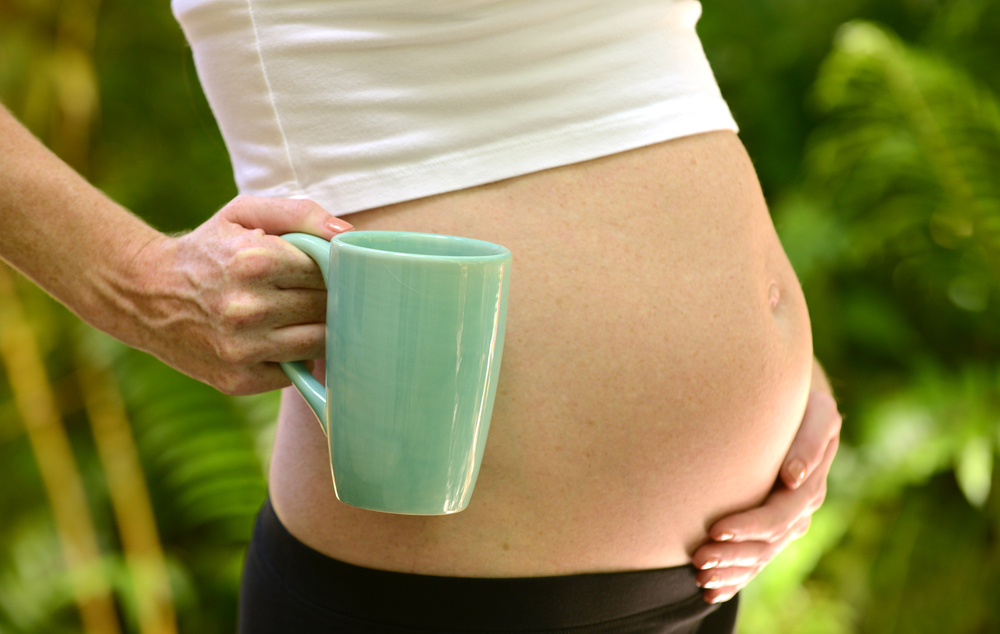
279,231,511,515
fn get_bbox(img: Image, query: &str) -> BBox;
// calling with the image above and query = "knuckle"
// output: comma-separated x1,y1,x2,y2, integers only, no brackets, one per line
216,344,240,366
232,193,258,208
230,247,280,281
292,197,324,219
830,404,843,423
806,471,827,496
219,294,264,330
693,549,720,569
827,434,841,457
762,543,782,564
829,411,844,437
212,332,252,366
223,194,255,217
809,474,827,497
216,380,241,397
817,394,843,428
215,372,255,396
741,515,775,542
812,390,837,411
769,519,797,543
794,518,813,539
744,521,769,541
811,483,828,509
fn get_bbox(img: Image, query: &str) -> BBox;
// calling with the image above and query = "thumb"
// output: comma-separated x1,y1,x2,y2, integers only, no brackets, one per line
780,390,842,489
221,195,353,239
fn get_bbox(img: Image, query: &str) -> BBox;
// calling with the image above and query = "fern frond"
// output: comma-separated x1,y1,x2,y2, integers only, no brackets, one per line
109,345,267,544
803,20,1000,312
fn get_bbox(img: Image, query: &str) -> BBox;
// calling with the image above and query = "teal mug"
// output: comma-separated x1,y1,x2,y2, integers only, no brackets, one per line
279,231,511,515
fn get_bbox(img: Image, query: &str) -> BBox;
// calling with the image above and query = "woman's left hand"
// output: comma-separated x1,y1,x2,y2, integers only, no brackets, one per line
690,387,842,604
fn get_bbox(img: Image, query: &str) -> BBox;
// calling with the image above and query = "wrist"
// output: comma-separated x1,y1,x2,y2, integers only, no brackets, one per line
83,221,175,352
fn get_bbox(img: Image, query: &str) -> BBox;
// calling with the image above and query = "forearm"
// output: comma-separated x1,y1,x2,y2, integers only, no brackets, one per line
2,101,353,393
0,104,166,348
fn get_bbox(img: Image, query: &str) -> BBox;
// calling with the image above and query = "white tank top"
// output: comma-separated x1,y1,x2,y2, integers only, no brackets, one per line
171,0,737,216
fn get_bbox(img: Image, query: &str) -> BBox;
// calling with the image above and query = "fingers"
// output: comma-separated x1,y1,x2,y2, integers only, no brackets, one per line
694,540,778,571
781,390,842,489
211,287,326,344
709,436,836,543
221,239,328,291
697,563,762,604
216,322,327,365
221,195,354,240
269,238,329,290
269,323,327,362
246,289,327,328
696,565,757,591
694,516,811,572
702,583,744,605
693,515,811,604
218,196,349,289
202,323,326,396
154,196,345,396
211,362,292,396
689,391,842,605
274,289,326,325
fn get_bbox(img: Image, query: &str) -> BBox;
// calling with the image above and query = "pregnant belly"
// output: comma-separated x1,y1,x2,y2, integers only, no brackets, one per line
267,131,814,577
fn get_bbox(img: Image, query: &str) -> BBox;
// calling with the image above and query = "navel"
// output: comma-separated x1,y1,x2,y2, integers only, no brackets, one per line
768,281,781,309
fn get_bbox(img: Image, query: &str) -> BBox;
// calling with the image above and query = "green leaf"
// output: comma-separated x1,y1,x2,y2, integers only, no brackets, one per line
955,436,993,507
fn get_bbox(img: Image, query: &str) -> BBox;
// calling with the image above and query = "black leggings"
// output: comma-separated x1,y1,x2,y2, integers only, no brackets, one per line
238,500,739,633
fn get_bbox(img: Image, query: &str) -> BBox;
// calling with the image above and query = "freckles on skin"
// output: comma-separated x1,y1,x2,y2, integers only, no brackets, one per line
223,296,258,319
230,247,279,279
233,246,273,261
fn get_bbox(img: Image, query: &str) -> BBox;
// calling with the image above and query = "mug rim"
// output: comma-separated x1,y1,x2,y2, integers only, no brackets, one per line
333,230,511,261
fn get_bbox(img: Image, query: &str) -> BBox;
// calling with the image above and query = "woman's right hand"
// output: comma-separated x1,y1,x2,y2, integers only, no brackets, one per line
133,195,352,395
1,108,352,394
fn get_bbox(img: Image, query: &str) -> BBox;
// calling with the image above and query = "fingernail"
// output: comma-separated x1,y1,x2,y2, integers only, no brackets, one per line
702,575,723,589
700,559,720,570
787,458,806,485
716,533,734,542
710,592,735,604
326,217,354,233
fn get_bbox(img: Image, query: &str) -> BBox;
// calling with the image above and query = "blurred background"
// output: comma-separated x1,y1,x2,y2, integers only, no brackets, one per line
1,0,999,632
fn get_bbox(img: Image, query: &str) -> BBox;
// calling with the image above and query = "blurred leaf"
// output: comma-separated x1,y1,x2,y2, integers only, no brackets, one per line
774,194,850,281
108,340,266,543
0,515,71,633
808,21,1000,283
852,364,1000,497
955,435,993,507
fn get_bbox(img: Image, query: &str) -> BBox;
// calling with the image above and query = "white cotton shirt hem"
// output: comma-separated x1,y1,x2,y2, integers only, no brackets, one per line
172,0,738,216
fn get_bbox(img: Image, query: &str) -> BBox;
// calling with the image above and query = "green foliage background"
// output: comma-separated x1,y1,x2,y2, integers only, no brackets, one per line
1,0,999,632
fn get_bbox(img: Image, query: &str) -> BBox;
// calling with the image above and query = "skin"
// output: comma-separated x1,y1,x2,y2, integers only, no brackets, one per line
0,105,351,394
696,379,840,602
0,103,840,604
269,132,838,606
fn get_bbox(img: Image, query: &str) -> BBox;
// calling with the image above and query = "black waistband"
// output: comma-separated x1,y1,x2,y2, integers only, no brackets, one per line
248,499,731,632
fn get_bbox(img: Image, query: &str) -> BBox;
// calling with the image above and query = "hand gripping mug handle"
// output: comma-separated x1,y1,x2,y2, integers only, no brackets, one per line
278,232,331,437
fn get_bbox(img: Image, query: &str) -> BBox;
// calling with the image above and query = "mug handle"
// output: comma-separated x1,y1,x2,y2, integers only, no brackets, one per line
278,232,332,437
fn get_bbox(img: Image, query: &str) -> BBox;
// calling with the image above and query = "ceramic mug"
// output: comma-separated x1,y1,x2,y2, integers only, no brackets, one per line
279,231,511,515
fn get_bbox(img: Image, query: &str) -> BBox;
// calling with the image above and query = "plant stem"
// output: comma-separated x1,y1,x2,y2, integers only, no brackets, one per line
0,263,121,634
75,336,178,634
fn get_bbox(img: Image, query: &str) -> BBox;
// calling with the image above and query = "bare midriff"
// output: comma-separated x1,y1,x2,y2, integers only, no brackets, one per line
268,130,814,577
